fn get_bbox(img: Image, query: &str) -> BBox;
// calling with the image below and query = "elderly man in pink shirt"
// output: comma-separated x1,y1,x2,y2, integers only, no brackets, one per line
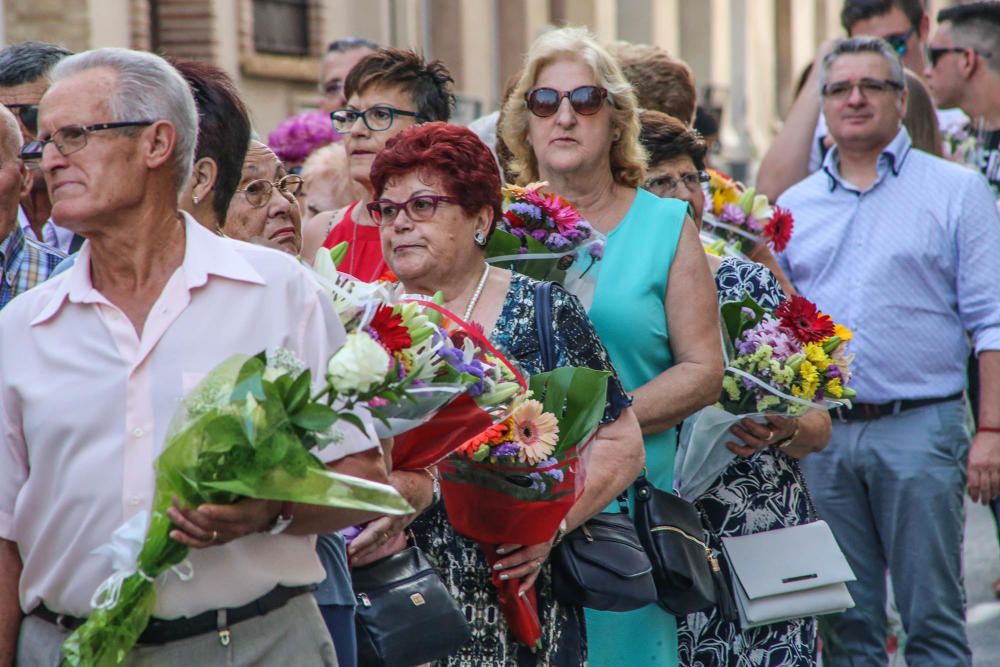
0,48,390,666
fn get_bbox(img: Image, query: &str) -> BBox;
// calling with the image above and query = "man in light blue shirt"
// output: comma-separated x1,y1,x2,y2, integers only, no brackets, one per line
778,36,1000,667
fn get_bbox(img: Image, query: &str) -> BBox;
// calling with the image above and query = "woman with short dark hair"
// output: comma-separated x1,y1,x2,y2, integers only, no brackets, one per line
360,121,644,666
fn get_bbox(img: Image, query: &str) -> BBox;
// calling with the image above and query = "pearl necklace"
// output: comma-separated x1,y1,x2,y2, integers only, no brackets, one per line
463,263,491,322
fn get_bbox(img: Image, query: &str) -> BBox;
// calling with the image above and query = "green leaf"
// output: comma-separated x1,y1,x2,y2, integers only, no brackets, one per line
337,411,368,436
528,366,610,455
286,370,312,414
290,403,339,431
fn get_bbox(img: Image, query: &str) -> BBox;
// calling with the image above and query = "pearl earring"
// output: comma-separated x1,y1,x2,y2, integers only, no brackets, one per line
192,195,200,205
474,231,487,246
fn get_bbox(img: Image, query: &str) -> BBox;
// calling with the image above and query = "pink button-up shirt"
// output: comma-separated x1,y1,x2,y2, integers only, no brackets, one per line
0,214,378,618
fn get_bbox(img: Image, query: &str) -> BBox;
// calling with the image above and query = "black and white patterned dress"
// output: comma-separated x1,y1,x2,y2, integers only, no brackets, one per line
410,273,631,667
677,256,818,667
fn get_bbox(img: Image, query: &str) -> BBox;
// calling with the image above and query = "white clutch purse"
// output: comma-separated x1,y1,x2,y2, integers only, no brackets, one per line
721,520,856,629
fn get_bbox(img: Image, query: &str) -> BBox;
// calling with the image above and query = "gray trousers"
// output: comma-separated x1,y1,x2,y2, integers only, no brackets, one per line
17,592,338,666
801,399,972,667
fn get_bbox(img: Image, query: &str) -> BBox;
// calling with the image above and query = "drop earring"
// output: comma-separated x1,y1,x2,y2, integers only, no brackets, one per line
192,195,200,205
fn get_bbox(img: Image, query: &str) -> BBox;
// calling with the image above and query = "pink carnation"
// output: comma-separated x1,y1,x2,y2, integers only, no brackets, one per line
737,316,801,361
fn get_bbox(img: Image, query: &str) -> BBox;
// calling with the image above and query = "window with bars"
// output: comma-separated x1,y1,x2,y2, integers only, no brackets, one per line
252,0,310,56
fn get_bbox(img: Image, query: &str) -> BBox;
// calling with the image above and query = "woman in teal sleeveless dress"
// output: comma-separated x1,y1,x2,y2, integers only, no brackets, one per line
499,26,724,665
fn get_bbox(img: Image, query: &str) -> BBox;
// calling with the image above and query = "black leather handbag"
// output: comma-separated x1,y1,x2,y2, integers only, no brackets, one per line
633,475,729,616
352,546,471,667
551,494,659,611
535,280,658,612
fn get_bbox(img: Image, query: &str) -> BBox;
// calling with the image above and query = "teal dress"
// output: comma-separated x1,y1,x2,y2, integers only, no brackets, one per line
585,189,687,666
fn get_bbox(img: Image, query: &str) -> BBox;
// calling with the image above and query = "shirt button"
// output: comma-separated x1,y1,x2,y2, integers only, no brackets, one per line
132,427,144,438
129,496,141,506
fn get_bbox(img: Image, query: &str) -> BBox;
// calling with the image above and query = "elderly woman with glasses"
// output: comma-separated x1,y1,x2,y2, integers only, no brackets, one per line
299,48,454,279
363,121,644,666
499,27,724,666
638,109,833,667
224,140,305,256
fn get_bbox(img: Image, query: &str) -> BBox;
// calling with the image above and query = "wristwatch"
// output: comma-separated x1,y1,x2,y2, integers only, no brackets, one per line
268,502,294,535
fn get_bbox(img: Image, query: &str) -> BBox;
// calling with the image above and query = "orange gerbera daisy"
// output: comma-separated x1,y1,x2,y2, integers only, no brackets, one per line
512,400,559,465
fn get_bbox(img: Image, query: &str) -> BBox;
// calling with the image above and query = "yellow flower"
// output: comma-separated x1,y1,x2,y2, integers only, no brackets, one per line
826,377,844,398
833,324,853,342
803,343,832,371
797,359,820,399
512,399,560,465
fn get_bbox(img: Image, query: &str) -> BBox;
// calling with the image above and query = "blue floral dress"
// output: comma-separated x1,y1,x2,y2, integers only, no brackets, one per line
676,257,818,667
410,273,631,667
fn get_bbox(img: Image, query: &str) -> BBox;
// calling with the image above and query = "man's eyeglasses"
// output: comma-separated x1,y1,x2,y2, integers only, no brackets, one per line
330,106,422,133
4,103,39,135
821,78,904,100
926,46,992,68
236,175,304,208
644,171,709,196
37,121,154,157
524,86,609,118
366,194,458,226
883,27,916,56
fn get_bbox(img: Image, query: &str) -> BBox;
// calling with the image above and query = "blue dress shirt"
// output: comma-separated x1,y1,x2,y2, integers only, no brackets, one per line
777,128,1000,403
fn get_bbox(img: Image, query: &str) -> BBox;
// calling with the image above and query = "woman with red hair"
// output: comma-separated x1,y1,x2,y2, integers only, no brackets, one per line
351,121,644,666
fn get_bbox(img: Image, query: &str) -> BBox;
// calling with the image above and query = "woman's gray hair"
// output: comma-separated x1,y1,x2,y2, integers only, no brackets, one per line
51,48,198,193
819,36,906,94
0,105,24,161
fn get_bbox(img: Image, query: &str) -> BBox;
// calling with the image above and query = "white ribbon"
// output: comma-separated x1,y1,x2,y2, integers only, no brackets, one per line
703,217,765,244
89,511,194,610
724,365,845,412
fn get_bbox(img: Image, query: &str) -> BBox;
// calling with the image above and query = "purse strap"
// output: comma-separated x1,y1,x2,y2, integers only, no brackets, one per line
534,280,557,373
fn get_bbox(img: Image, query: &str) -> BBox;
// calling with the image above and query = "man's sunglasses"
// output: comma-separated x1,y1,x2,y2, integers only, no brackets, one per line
524,86,609,118
883,27,916,56
926,46,992,68
5,103,39,135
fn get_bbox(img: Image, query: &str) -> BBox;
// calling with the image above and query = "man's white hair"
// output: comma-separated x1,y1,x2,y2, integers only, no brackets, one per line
0,105,23,164
50,48,197,193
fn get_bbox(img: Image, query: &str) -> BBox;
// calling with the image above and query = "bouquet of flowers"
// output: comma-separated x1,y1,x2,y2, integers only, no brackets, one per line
387,298,526,471
703,169,794,254
675,294,855,499
486,183,604,307
63,348,414,666
438,366,610,649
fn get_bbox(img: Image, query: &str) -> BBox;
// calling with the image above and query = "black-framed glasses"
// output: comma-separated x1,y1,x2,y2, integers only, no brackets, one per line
524,86,609,118
236,174,304,208
366,194,458,226
821,78,904,100
330,106,422,133
4,103,39,135
644,170,709,195
883,27,916,56
38,121,155,157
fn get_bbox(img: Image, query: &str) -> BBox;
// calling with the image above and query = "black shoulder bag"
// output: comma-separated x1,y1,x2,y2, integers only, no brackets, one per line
352,546,471,666
533,281,658,612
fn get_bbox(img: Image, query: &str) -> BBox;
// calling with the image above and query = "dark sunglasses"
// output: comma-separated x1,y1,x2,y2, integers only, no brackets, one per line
5,103,39,135
524,86,609,118
883,27,916,56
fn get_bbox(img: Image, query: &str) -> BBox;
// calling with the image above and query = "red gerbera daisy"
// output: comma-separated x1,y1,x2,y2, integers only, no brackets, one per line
368,306,412,353
764,206,794,252
775,296,835,343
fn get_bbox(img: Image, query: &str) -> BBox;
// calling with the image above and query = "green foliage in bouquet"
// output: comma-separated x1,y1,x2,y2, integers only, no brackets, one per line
63,352,412,666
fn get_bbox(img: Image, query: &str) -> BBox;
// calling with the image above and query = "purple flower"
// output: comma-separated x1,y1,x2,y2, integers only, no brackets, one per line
492,442,520,458
340,524,364,543
538,458,564,482
530,229,548,242
737,316,800,361
827,365,841,379
510,227,527,239
589,243,604,260
545,233,571,251
720,203,747,227
744,214,764,233
508,202,542,221
267,110,340,164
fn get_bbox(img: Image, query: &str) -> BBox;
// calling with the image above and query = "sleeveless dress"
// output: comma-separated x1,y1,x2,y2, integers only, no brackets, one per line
410,274,631,666
585,189,688,666
677,257,818,667
321,201,390,282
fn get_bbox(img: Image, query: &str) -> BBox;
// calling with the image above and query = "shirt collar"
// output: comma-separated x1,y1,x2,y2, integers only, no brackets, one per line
1,224,27,287
822,127,913,192
30,211,266,326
